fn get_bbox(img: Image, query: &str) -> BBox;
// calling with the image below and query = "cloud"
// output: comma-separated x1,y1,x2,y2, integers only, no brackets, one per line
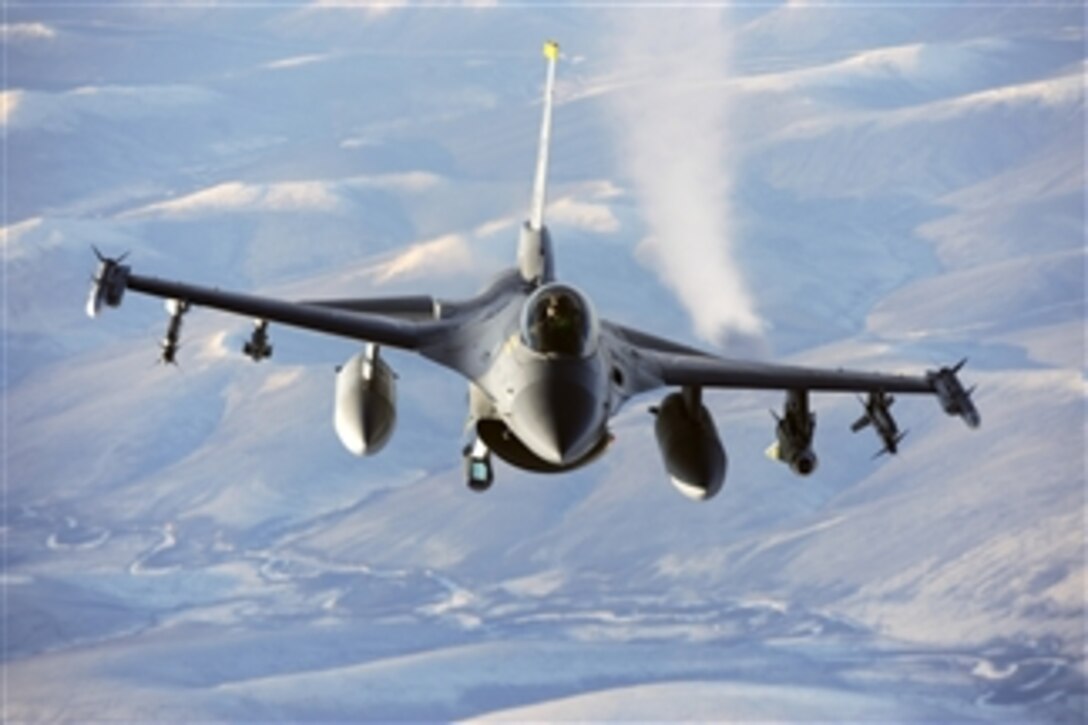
0,91,19,126
120,181,343,218
311,0,409,15
119,173,442,220
545,180,623,234
307,0,497,14
369,234,472,283
0,217,45,260
603,9,764,349
364,171,443,192
2,84,217,131
258,368,305,394
473,217,516,238
466,180,623,240
0,23,57,42
547,198,620,234
263,53,332,71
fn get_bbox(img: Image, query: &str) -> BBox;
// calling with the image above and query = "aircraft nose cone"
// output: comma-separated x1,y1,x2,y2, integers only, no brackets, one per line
513,378,601,465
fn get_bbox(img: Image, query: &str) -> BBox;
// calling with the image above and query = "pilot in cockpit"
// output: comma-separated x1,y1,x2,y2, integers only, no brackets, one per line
523,286,595,357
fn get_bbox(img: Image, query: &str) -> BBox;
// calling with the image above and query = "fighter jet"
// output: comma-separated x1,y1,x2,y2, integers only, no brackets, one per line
86,41,980,500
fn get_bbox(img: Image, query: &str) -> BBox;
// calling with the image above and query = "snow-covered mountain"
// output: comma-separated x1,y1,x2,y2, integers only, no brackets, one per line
4,4,1084,721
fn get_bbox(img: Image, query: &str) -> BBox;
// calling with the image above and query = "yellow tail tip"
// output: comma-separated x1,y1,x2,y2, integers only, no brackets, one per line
543,40,559,61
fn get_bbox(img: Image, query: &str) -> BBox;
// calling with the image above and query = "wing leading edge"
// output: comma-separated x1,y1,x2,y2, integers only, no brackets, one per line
89,255,452,351
645,349,934,394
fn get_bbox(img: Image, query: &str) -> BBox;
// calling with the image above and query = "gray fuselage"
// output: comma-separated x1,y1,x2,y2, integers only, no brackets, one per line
419,271,621,473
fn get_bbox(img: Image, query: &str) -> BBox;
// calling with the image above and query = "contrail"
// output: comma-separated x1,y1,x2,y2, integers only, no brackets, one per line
605,9,765,351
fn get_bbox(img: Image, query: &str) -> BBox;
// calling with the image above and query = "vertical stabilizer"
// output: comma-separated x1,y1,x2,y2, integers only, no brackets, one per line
520,41,559,285
529,40,559,232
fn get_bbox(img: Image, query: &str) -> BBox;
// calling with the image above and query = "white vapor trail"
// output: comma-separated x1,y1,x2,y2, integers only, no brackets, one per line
605,9,765,350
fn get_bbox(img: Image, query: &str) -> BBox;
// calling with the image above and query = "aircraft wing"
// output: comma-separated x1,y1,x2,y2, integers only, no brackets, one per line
300,296,440,321
88,255,451,351
641,348,934,394
608,321,979,428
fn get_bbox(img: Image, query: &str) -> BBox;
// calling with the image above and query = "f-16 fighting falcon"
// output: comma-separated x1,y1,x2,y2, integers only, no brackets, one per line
87,41,979,500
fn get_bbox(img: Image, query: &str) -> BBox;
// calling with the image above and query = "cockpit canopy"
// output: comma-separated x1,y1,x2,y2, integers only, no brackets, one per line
520,283,599,358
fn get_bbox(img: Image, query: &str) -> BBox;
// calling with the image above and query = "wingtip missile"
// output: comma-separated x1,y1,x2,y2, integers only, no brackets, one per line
928,361,980,429
91,244,129,265
86,247,131,318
